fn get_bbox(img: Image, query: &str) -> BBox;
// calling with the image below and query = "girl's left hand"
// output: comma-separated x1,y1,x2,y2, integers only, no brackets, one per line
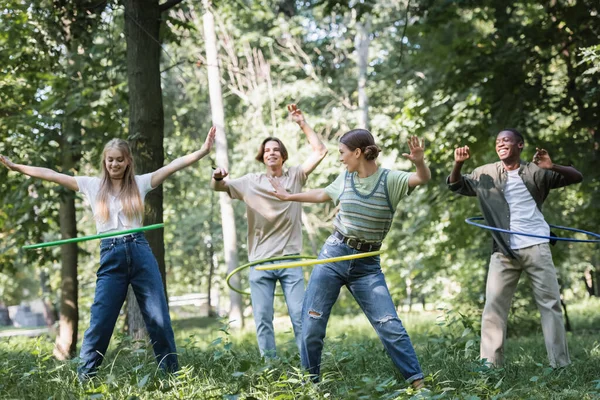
268,176,290,200
402,136,425,163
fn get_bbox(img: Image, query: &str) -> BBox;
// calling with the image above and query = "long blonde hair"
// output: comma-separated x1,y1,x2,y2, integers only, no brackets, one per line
96,139,144,223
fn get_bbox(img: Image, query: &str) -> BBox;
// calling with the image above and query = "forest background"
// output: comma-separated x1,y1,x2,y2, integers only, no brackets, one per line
0,0,598,389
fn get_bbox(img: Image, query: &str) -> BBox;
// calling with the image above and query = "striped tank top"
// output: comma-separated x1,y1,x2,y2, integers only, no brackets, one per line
332,169,394,242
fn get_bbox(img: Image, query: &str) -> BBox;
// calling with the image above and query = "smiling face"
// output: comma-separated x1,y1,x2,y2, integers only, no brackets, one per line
263,140,284,169
104,148,129,179
339,142,360,172
495,130,523,162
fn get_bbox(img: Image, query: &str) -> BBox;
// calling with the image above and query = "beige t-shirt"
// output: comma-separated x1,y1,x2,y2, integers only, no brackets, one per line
227,165,307,262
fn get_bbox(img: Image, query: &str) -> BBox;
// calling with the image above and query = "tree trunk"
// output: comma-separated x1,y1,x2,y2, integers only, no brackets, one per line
207,191,216,316
355,15,371,130
203,2,243,328
54,134,79,359
39,269,57,328
124,0,165,339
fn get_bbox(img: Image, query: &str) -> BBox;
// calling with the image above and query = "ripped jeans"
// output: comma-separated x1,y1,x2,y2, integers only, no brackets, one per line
300,235,423,383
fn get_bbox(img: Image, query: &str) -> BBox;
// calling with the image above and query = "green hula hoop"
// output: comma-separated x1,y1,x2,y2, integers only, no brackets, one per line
226,255,317,296
22,223,165,250
255,250,383,271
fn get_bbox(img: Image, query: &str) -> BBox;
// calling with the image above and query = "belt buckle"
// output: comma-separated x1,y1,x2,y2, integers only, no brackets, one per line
346,238,357,249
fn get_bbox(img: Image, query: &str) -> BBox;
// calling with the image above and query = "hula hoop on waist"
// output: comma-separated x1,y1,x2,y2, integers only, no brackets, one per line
465,217,600,243
226,255,317,296
255,250,384,271
22,223,165,250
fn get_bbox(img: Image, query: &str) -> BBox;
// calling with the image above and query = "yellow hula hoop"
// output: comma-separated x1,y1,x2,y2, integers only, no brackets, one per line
226,255,317,296
256,250,383,271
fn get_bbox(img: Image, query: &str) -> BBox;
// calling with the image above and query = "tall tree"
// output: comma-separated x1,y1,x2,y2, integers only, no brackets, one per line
203,0,243,327
354,13,371,130
122,0,185,337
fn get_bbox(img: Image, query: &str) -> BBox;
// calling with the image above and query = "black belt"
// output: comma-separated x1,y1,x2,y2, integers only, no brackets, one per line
332,230,382,252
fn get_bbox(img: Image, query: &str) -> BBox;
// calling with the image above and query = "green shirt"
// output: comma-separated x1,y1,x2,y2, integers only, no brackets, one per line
325,168,412,211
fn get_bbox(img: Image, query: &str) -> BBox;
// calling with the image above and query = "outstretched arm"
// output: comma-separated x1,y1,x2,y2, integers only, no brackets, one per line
533,148,583,184
0,155,78,191
268,176,331,203
151,126,216,188
402,136,431,188
288,104,328,176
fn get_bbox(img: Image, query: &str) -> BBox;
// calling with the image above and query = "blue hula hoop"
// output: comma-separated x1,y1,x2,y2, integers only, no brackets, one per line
465,217,600,243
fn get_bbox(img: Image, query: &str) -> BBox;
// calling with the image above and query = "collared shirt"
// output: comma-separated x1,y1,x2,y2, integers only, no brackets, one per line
447,161,569,258
76,174,154,234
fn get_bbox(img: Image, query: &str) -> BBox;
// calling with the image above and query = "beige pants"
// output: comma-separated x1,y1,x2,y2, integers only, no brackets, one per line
481,243,570,368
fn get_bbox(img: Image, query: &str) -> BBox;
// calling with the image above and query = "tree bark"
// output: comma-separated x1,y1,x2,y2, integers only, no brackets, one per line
39,269,57,328
124,0,166,339
355,15,371,130
54,133,79,360
203,2,243,328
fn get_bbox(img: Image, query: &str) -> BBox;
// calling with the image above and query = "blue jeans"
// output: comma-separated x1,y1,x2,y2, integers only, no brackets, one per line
301,235,423,383
249,257,304,357
78,233,178,379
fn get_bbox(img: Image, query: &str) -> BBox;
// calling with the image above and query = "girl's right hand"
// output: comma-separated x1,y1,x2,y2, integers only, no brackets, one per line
454,146,470,163
0,155,17,171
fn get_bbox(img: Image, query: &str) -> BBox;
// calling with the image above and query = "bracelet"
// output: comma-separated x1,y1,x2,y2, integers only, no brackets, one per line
213,177,224,181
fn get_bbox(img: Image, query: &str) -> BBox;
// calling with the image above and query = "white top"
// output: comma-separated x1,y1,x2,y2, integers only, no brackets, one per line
504,169,549,249
75,173,154,234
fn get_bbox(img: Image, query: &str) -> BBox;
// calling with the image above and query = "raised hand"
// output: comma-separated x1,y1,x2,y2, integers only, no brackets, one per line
402,136,425,164
533,148,553,169
287,103,305,126
201,126,217,154
454,146,471,163
0,155,17,171
212,166,229,180
267,176,290,200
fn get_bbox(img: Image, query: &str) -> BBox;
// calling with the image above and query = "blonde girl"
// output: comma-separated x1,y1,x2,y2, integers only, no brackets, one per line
0,126,215,380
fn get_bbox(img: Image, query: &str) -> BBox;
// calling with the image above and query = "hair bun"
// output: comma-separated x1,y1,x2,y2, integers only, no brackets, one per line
363,144,381,161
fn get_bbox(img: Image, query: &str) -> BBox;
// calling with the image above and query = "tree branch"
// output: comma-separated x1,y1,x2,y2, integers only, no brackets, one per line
159,0,185,12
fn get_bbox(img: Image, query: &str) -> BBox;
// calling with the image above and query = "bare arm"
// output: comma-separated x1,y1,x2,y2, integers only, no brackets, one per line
288,104,328,176
0,155,78,191
402,136,431,188
151,126,216,188
268,176,331,203
533,148,583,184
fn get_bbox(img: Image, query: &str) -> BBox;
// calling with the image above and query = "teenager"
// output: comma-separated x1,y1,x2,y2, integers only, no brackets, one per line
211,104,328,358
448,129,582,368
270,129,429,388
0,126,216,379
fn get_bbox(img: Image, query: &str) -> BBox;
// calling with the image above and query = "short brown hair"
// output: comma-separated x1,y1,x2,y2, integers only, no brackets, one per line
255,137,289,164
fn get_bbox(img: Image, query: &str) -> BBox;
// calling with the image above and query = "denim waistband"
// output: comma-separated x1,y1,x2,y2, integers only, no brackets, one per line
100,232,145,246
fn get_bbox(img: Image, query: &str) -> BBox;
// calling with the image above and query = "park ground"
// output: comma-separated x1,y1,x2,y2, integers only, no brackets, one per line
0,298,599,399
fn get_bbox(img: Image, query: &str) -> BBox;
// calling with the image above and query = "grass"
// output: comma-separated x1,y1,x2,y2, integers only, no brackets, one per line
1,299,599,399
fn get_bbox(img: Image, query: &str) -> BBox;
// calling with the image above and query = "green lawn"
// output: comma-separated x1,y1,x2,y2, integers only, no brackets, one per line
1,298,599,399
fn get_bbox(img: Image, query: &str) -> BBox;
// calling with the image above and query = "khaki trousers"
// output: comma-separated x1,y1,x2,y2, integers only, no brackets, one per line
480,243,570,368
